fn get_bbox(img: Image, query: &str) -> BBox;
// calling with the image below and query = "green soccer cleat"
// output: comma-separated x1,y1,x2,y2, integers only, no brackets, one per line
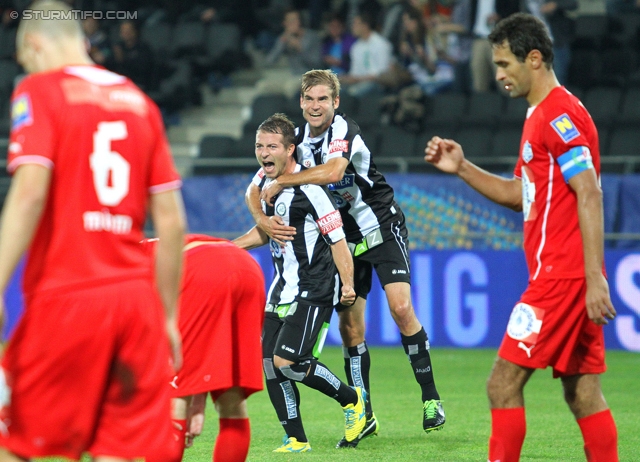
335,412,380,448
342,386,367,443
273,436,312,453
423,399,445,433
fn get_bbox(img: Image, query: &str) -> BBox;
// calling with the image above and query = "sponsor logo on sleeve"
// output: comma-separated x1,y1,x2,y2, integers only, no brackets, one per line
11,94,33,131
550,113,580,143
329,139,349,154
316,210,343,235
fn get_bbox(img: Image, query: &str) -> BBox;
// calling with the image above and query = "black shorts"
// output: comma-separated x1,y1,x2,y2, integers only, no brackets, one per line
336,212,411,312
262,302,333,363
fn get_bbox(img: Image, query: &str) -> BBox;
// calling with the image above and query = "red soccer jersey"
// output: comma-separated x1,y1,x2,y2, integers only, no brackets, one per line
514,86,600,281
8,65,181,295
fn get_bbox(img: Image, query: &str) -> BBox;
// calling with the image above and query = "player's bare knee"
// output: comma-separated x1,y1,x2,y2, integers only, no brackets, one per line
486,372,505,407
215,387,248,419
389,299,414,322
273,355,294,370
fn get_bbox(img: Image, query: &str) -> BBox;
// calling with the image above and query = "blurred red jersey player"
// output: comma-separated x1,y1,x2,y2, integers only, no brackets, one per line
142,234,265,462
0,1,186,461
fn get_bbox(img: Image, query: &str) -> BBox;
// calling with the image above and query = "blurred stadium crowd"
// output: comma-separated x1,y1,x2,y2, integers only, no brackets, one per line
1,0,640,188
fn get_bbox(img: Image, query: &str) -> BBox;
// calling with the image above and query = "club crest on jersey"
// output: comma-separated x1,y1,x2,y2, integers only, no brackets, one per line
276,202,287,216
327,174,355,191
11,94,33,131
550,113,580,143
506,303,545,343
270,239,283,258
303,159,312,167
331,191,347,208
329,139,349,154
522,141,533,163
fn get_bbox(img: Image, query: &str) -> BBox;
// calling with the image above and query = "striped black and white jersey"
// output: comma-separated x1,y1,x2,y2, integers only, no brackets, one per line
252,165,346,307
293,112,399,243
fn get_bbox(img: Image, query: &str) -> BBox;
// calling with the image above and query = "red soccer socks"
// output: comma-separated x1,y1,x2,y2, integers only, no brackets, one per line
213,418,251,462
577,409,619,462
488,407,526,462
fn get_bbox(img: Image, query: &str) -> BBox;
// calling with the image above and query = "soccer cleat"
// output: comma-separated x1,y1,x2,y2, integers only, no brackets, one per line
273,436,312,453
423,399,445,433
342,386,367,443
335,412,380,448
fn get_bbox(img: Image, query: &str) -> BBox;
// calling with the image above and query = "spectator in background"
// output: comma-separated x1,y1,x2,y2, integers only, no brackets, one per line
109,20,154,92
341,10,393,96
605,0,640,14
397,6,454,95
469,0,520,92
431,0,474,92
382,0,415,52
537,0,577,85
337,0,383,29
82,16,110,66
321,13,356,75
265,8,322,75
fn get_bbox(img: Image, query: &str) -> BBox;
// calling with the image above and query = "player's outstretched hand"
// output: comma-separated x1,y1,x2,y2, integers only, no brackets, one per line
585,273,617,325
261,180,283,206
166,319,183,372
185,392,206,448
424,136,465,174
258,215,296,246
340,285,356,306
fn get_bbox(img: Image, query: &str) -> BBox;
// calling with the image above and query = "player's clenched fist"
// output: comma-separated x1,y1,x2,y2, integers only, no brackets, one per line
340,285,356,306
424,136,465,175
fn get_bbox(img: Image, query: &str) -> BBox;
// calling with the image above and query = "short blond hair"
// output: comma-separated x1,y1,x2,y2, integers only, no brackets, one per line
18,0,84,42
301,69,341,101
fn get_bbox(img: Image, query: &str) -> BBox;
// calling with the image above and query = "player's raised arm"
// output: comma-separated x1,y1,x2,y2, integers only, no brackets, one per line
260,157,349,205
424,136,522,211
246,181,295,245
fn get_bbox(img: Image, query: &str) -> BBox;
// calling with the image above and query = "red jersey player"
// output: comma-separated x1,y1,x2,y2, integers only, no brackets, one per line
0,2,186,461
425,13,618,462
142,234,265,462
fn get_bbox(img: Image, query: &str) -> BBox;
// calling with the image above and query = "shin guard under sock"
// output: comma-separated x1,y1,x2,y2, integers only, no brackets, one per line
577,409,619,462
263,358,307,442
489,407,526,462
299,359,358,407
401,327,439,401
213,418,251,462
343,341,372,414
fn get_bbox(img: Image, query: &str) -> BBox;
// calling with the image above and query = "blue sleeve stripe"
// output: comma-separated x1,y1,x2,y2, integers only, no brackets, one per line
558,146,593,182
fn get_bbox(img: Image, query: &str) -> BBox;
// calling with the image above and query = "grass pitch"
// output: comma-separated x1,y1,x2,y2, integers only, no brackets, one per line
184,347,638,462
38,347,637,461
